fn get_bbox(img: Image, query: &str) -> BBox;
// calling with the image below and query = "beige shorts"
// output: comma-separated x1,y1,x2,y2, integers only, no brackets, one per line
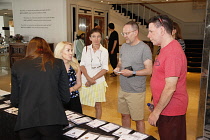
118,88,146,120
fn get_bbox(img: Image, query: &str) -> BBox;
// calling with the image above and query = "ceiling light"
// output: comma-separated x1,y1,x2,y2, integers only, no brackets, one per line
101,1,103,2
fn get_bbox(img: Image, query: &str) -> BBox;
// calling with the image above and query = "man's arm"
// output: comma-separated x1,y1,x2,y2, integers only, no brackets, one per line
113,58,122,74
111,40,117,54
148,77,178,126
120,59,152,77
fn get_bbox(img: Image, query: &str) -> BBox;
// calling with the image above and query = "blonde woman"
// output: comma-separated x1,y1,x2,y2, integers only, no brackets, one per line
80,28,108,119
54,41,82,113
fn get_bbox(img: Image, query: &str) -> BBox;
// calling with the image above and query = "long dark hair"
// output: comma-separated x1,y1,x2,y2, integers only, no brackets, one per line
25,37,55,71
173,22,183,40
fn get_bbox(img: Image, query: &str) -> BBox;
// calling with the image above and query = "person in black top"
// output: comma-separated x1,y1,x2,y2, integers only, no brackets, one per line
10,37,70,140
107,23,119,77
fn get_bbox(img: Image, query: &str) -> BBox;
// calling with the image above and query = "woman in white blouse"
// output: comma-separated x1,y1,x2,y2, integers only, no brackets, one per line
80,28,108,119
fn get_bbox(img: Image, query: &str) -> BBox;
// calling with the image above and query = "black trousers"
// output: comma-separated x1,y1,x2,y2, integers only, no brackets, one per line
63,96,83,114
18,125,63,140
109,53,118,70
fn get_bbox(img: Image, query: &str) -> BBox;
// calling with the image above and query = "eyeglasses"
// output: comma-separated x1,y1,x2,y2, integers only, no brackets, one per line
158,17,164,27
121,30,136,36
90,49,102,69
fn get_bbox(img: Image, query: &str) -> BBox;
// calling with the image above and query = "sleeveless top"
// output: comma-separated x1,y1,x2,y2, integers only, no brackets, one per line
67,66,79,98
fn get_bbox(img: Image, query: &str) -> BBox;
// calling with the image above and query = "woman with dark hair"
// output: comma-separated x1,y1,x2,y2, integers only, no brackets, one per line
10,37,70,140
79,28,108,119
172,22,185,51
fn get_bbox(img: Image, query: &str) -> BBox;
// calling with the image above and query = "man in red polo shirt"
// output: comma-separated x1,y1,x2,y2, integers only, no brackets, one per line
147,15,188,140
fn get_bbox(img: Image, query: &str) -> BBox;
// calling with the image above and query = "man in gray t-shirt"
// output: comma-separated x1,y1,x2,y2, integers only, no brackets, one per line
114,21,152,133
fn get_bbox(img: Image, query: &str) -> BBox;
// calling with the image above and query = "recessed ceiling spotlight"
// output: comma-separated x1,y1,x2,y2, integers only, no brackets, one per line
101,1,103,2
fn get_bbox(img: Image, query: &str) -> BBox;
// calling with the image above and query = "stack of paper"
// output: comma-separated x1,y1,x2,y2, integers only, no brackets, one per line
86,119,106,128
97,135,116,140
78,132,100,140
64,127,86,138
112,127,132,137
72,117,92,125
132,132,149,139
99,123,120,132
67,113,83,121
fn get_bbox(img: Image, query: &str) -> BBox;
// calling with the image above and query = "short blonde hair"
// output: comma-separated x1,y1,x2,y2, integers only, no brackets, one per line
54,41,79,72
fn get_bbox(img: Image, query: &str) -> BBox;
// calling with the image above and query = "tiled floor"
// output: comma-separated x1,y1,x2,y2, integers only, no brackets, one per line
0,53,200,140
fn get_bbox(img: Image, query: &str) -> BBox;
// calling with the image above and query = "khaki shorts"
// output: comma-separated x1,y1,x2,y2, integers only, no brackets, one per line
118,88,146,120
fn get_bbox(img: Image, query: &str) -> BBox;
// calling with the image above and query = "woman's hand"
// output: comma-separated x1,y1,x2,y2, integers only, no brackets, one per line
88,77,96,85
69,87,76,93
85,81,91,87
85,77,96,87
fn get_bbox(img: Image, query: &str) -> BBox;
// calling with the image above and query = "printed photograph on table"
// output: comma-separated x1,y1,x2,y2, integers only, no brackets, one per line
131,132,149,139
66,113,83,121
71,116,92,125
99,123,120,132
0,89,10,96
65,110,75,116
97,135,116,140
112,127,132,137
118,134,139,140
0,104,10,109
78,132,100,140
86,119,106,128
3,100,11,104
64,127,86,138
4,107,18,115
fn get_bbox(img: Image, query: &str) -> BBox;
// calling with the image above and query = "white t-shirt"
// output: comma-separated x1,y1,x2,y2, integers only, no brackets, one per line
80,44,108,84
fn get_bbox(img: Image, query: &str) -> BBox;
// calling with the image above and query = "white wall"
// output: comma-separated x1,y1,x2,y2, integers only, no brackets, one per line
0,16,4,36
109,9,149,45
12,0,67,45
146,2,205,39
66,0,110,42
0,1,12,10
120,2,205,40
150,2,205,23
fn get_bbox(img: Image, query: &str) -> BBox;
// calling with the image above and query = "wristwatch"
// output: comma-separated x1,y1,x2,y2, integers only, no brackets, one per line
132,71,136,76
